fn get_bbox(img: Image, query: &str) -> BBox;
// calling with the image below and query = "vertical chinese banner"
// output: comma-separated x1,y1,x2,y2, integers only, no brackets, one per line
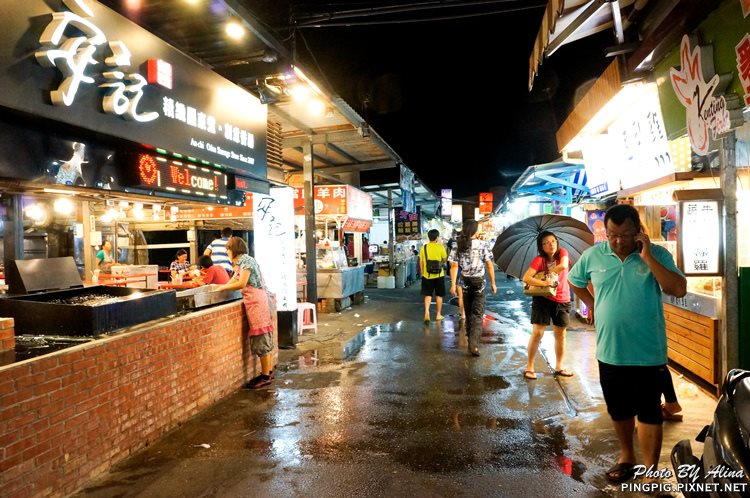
441,189,453,219
253,187,298,311
479,193,493,214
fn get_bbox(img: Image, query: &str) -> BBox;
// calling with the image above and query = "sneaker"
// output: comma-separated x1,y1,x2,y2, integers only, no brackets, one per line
244,374,264,389
251,375,273,389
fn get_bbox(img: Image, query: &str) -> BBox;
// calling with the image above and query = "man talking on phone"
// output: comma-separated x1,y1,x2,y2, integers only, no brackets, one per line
568,204,686,486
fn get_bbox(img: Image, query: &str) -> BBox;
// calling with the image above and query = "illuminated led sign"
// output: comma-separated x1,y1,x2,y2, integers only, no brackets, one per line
134,154,227,199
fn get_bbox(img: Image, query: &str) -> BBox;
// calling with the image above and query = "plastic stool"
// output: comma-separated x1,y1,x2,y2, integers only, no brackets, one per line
297,302,318,335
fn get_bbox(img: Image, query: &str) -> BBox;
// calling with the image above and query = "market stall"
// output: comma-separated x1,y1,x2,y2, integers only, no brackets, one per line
294,185,371,311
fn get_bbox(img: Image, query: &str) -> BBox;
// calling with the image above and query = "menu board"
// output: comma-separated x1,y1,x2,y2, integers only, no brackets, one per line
679,200,722,276
395,207,420,236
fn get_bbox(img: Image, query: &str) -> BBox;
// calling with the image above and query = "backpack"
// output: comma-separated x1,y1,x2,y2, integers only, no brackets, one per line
422,245,442,275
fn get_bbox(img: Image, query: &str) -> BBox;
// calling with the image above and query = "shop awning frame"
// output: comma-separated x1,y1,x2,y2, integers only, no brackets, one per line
511,161,590,204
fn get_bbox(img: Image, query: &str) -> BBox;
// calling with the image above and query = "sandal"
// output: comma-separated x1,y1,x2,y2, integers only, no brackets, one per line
605,461,636,483
661,404,683,422
554,369,574,377
523,370,537,380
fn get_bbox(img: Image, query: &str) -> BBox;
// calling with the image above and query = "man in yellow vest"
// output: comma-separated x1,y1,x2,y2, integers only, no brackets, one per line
419,229,448,324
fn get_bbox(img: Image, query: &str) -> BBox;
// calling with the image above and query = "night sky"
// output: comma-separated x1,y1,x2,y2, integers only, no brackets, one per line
249,1,613,197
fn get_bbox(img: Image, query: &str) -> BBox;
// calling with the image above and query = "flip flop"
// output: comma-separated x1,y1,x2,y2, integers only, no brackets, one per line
523,370,537,380
554,369,575,377
605,462,636,483
661,404,683,422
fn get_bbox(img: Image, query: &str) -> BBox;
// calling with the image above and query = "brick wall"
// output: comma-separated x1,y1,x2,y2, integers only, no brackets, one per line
0,318,14,352
0,301,278,498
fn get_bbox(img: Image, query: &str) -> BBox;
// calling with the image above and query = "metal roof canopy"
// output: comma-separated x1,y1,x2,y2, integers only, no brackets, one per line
360,174,440,216
99,0,401,182
511,161,589,204
528,0,648,90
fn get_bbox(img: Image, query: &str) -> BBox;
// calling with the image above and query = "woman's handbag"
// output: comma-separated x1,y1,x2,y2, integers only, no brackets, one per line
523,271,557,297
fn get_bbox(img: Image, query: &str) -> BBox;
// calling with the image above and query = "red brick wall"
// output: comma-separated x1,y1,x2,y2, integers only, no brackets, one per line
0,318,14,352
0,302,278,498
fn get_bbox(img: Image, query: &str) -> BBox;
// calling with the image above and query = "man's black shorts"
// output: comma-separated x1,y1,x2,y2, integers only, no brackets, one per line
598,361,664,424
530,297,570,327
421,276,445,297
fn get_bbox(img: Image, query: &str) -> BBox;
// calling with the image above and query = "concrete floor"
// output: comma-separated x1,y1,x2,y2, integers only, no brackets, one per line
73,276,718,498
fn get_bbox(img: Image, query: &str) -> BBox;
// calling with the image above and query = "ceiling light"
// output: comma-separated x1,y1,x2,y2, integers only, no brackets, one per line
53,198,74,216
225,21,245,40
307,99,325,116
289,85,310,102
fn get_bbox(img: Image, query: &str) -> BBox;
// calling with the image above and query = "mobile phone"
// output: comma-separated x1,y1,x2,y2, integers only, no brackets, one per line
635,226,644,251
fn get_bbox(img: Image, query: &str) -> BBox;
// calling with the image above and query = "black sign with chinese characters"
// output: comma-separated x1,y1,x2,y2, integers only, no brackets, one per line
395,207,421,236
0,0,267,180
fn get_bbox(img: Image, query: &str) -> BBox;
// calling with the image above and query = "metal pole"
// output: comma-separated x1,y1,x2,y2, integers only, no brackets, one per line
303,140,318,303
387,189,394,273
721,131,739,374
2,194,23,265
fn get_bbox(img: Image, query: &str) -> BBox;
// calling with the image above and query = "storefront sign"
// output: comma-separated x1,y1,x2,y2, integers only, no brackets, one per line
670,36,731,155
479,193,493,214
131,153,228,199
441,189,453,218
586,211,607,244
342,218,371,232
679,199,722,275
610,85,675,189
231,174,270,195
582,134,621,196
253,187,297,312
395,207,420,236
736,33,750,105
293,185,372,220
0,0,267,178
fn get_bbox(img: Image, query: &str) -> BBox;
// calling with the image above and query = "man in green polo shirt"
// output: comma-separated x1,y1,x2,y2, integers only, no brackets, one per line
568,204,686,486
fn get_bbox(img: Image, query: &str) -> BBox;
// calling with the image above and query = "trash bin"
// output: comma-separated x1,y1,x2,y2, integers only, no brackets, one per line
395,263,406,288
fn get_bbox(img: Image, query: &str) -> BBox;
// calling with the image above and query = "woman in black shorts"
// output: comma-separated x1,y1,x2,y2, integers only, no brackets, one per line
522,231,572,380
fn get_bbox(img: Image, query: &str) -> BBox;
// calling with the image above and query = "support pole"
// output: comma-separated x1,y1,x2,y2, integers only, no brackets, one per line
2,194,23,266
303,141,318,304
720,132,739,374
387,189,394,273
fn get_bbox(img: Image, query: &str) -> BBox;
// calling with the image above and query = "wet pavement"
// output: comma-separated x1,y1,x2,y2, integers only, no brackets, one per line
73,275,718,498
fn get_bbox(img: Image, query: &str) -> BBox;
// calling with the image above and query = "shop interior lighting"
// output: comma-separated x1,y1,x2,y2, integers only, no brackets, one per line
225,20,245,40
25,203,48,223
53,198,74,216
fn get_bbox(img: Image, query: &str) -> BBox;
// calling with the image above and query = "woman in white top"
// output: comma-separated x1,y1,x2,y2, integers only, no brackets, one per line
448,219,497,356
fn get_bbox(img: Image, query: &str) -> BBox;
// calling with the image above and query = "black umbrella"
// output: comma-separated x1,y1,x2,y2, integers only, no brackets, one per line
492,214,595,278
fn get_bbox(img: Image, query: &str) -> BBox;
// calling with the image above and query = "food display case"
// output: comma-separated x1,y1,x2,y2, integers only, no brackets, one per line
314,245,365,311
624,183,723,387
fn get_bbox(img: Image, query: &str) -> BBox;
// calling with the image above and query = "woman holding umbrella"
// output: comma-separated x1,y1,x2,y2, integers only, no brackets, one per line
522,230,573,380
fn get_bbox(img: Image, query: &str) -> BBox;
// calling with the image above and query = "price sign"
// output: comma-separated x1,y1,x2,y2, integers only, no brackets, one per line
679,199,722,276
